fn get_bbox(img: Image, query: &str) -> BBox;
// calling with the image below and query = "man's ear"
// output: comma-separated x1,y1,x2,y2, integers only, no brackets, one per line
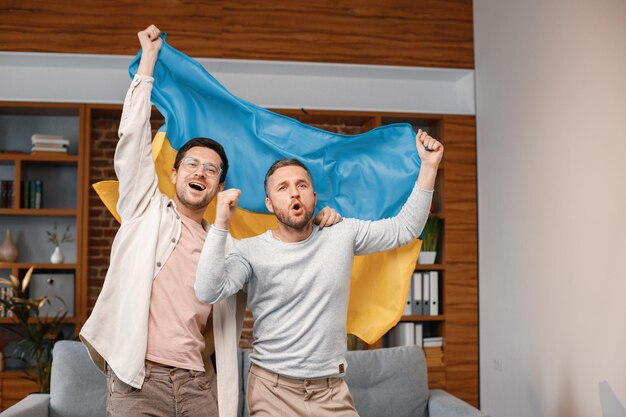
314,191,317,206
265,196,274,213
218,183,225,192
171,168,177,184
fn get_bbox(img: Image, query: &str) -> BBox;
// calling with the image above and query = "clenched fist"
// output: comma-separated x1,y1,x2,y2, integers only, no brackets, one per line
136,25,162,77
416,129,444,168
213,189,241,230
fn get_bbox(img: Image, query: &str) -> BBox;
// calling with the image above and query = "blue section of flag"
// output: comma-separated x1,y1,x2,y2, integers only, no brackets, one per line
129,38,421,220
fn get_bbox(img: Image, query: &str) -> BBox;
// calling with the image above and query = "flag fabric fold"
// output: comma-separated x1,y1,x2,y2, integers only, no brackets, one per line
95,37,424,344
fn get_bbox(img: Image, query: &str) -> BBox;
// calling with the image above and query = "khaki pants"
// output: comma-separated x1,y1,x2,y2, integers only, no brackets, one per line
106,363,218,417
247,363,359,417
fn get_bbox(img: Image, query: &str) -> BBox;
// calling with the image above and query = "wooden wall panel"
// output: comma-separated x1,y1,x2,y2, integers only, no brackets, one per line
0,0,222,57
0,0,474,68
441,115,478,406
221,0,474,67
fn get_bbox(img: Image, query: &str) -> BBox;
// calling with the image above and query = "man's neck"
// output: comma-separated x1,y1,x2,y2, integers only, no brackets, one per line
173,198,206,224
272,221,314,243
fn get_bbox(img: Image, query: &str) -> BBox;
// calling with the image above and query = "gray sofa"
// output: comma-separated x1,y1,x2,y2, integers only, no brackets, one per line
2,341,487,417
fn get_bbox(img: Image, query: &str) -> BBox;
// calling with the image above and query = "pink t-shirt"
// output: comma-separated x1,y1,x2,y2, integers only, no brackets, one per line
145,213,212,371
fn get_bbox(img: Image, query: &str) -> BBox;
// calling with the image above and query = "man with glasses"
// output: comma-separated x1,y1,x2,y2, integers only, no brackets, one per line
80,25,341,417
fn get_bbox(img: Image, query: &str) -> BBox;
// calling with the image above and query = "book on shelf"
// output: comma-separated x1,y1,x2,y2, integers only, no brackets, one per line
0,180,15,208
410,271,440,316
31,146,68,153
423,336,444,348
411,272,422,314
31,134,69,144
429,271,439,316
387,323,423,347
404,282,412,315
423,270,430,315
0,286,14,318
31,134,69,154
20,180,43,209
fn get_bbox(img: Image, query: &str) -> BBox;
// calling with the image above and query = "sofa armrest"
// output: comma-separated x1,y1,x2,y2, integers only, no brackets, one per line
0,393,50,417
428,389,488,417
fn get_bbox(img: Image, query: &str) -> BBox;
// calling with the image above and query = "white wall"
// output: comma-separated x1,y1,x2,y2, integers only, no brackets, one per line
0,52,474,115
475,1,626,416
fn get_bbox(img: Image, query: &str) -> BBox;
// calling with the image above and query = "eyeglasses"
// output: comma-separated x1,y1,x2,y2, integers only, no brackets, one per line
181,157,222,178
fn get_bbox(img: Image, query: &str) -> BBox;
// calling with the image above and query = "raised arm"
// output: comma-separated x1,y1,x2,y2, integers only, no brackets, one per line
352,130,443,254
114,25,162,221
195,189,250,304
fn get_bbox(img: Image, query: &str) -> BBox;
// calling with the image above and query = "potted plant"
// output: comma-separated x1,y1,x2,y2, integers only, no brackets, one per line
418,218,441,264
46,223,73,264
0,267,67,393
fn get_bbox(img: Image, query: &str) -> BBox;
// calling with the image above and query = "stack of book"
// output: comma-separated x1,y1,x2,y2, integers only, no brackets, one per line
423,337,444,366
31,134,69,154
0,180,15,208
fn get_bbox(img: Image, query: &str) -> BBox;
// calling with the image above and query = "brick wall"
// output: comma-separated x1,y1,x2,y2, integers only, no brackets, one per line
88,117,120,313
87,113,366,349
87,114,164,313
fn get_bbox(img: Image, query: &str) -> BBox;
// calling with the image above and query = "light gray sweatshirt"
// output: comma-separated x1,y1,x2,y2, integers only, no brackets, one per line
196,182,432,379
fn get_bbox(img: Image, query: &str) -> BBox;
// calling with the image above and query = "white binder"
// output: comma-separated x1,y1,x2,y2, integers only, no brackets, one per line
404,284,412,315
411,272,422,315
430,271,439,316
389,323,415,346
414,323,423,347
422,271,430,315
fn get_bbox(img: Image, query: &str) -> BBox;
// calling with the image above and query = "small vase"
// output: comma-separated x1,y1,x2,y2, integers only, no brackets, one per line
417,251,437,265
50,246,64,264
0,229,18,262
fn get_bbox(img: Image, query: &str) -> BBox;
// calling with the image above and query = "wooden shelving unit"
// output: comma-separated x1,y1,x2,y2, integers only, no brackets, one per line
0,209,78,216
0,101,88,410
399,315,446,322
0,153,79,163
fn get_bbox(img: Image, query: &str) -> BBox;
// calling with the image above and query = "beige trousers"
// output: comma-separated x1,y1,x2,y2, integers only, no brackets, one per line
106,363,218,417
247,363,360,417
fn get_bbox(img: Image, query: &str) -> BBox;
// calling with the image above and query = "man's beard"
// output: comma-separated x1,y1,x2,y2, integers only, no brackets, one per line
274,204,314,230
176,185,212,211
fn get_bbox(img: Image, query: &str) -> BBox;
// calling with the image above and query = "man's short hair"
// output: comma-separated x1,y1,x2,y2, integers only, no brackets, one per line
174,137,229,183
264,158,313,195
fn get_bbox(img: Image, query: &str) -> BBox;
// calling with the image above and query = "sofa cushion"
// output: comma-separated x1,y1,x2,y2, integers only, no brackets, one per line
50,341,107,417
345,345,429,417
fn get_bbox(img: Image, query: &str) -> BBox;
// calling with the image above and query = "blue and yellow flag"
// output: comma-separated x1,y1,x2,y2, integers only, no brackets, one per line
95,37,423,344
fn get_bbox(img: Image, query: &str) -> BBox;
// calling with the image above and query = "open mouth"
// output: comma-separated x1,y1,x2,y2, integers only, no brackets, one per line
189,182,206,191
290,201,303,214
